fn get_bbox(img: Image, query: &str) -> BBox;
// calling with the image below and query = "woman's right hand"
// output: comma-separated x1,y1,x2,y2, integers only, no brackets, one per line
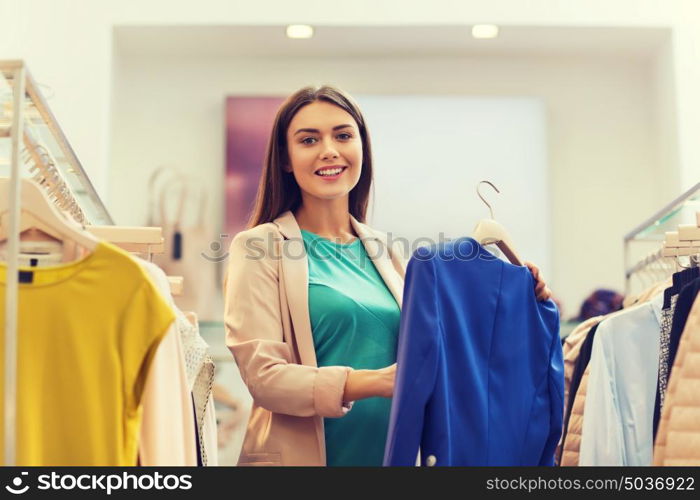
343,363,396,402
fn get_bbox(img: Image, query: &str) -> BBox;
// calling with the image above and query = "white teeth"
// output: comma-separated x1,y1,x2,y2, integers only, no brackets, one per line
317,168,343,176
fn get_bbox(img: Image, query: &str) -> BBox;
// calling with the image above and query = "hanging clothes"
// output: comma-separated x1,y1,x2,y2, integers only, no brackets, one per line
654,290,700,465
555,316,604,465
383,238,562,466
202,393,219,466
666,277,700,381
558,322,601,464
560,280,671,466
579,292,663,465
653,292,679,439
0,242,174,465
192,354,216,466
136,260,198,466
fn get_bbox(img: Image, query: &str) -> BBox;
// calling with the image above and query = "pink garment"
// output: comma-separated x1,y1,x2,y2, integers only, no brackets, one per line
138,260,198,466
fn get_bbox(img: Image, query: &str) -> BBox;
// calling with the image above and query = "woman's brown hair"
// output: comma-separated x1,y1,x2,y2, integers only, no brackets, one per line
246,85,373,228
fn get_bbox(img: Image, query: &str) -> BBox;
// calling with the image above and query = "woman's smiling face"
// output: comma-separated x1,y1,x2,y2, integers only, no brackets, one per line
285,100,363,203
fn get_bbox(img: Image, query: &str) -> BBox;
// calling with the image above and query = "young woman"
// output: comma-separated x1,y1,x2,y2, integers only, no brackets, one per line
223,86,552,467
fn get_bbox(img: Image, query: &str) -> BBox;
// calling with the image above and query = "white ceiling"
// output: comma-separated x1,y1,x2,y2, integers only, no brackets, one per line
114,25,670,59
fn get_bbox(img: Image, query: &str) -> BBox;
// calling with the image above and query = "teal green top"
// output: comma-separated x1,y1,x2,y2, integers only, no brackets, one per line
301,229,400,467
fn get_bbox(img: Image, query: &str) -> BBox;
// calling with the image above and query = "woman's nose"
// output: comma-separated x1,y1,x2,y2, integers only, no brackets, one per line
320,140,339,160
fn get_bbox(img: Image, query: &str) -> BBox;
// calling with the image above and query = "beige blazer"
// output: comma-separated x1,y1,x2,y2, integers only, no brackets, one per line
223,210,407,466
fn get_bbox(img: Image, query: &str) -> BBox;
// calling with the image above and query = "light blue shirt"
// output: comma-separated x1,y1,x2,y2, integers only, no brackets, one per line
580,291,663,465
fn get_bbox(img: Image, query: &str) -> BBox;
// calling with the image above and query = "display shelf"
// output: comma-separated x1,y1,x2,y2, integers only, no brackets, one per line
624,182,700,242
0,60,113,225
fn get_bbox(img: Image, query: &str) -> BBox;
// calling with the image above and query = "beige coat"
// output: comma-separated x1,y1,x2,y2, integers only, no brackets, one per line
555,316,603,465
654,292,700,465
560,363,590,466
223,210,407,466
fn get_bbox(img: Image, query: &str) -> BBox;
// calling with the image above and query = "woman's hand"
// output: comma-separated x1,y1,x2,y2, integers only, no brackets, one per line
524,261,552,302
343,363,396,402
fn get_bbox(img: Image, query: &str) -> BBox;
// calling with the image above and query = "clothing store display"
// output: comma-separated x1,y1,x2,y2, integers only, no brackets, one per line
559,364,590,466
558,322,600,464
180,312,209,390
0,242,175,465
383,238,562,466
654,293,677,438
224,210,406,466
580,292,664,465
562,317,604,406
137,260,197,466
559,282,674,466
654,292,700,465
302,229,400,466
151,175,218,321
555,316,604,465
667,277,700,377
622,280,670,310
193,355,216,465
203,394,219,466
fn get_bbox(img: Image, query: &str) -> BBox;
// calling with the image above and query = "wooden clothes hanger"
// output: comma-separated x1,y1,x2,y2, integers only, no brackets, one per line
0,177,99,254
472,180,523,266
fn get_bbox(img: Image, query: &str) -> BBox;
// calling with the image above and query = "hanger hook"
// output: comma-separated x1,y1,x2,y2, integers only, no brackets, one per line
476,180,500,219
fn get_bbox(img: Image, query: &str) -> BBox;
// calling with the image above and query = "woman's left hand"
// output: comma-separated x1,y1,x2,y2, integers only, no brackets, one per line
524,261,552,302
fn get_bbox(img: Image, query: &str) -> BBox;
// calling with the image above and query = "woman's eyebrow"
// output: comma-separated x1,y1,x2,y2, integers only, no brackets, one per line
293,124,354,136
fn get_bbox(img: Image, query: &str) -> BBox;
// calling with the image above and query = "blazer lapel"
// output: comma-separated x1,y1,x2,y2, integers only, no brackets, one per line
272,211,405,370
350,216,404,310
273,211,318,368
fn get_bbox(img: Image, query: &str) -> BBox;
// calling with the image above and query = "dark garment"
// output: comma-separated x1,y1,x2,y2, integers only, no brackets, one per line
668,278,700,372
653,277,700,436
653,291,677,439
558,323,599,464
192,395,202,467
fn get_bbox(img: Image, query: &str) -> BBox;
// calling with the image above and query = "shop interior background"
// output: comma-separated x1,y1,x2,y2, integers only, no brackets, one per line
3,0,700,464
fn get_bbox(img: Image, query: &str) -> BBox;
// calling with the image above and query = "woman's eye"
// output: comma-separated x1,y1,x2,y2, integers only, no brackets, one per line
337,133,352,140
301,137,317,145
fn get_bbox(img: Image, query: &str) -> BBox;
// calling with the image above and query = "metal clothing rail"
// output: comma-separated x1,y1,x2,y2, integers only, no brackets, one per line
624,183,700,294
0,60,113,226
624,182,700,243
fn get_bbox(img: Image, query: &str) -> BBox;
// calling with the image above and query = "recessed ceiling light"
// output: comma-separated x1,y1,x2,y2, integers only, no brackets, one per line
472,24,499,39
287,25,314,39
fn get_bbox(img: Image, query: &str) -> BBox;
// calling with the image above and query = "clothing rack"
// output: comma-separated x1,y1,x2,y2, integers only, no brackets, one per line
0,60,185,464
624,183,700,295
626,216,700,295
3,60,25,466
22,127,87,224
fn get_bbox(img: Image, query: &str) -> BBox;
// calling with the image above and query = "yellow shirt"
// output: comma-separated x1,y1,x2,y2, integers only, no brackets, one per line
0,241,175,465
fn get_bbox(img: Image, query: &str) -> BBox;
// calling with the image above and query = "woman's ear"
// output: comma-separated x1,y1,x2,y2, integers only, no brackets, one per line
282,163,293,173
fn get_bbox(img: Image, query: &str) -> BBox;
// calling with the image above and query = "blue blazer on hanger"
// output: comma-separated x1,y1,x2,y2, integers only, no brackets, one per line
383,238,563,466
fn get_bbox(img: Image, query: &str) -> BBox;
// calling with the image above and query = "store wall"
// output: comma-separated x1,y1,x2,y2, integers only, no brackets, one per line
3,0,699,314
3,0,700,197
110,52,657,316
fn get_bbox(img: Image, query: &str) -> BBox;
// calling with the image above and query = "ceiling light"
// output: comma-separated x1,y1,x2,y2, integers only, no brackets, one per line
472,24,499,39
286,25,314,39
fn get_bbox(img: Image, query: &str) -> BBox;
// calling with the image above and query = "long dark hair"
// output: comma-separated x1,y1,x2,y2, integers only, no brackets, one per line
247,85,373,228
